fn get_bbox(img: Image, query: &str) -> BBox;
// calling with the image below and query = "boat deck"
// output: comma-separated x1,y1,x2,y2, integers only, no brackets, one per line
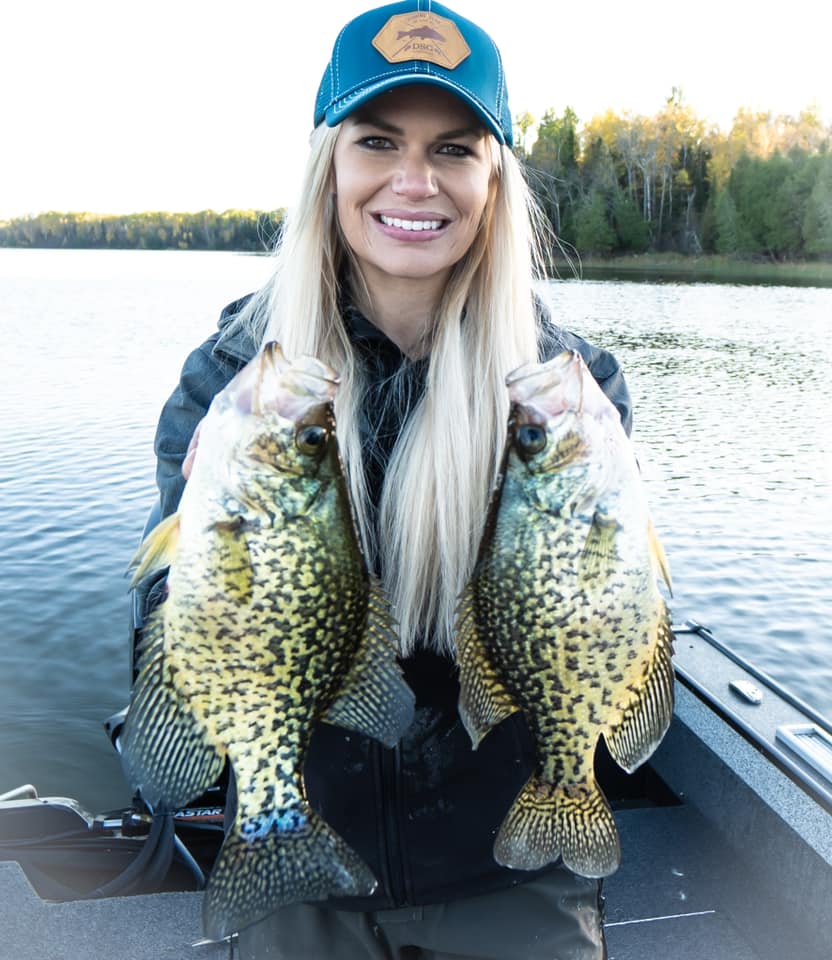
1,797,823,960
2,624,831,960
608,805,808,960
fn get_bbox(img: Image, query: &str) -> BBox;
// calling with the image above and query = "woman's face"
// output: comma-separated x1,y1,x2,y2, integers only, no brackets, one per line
332,85,494,297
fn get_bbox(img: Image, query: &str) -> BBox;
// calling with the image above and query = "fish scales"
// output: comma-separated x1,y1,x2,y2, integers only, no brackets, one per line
121,343,414,940
456,350,673,880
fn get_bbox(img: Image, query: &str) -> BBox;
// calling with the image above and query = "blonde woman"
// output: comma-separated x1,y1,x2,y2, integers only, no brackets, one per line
150,2,630,957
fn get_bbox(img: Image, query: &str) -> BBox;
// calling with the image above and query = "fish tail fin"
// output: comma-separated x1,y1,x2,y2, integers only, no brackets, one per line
202,805,377,940
494,775,620,879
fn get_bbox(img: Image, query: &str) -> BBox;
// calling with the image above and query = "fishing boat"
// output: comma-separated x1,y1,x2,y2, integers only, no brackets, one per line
2,619,831,960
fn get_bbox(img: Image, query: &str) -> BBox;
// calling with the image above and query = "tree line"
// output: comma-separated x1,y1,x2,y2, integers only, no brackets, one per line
2,95,830,261
0,209,284,252
517,93,832,261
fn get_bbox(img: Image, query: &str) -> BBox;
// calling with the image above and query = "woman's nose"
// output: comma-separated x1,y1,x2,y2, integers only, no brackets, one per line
392,153,438,198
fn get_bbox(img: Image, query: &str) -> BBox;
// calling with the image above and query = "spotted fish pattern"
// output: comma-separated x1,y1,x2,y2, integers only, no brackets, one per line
456,350,673,878
121,343,414,939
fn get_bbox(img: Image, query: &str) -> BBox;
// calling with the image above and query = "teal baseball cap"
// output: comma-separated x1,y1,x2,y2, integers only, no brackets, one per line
314,1,514,146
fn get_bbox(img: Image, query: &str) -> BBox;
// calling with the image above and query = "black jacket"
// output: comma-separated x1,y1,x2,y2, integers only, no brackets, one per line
146,296,632,910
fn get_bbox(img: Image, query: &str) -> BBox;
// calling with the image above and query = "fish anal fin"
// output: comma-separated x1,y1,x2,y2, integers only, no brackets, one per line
605,609,675,773
455,583,519,749
203,805,377,940
128,512,181,586
323,579,415,747
494,775,620,879
121,612,225,810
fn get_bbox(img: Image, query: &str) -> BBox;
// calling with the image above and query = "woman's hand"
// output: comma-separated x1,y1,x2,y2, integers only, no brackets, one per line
181,420,203,480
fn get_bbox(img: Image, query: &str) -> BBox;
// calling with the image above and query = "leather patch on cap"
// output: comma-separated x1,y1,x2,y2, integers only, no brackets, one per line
372,12,471,69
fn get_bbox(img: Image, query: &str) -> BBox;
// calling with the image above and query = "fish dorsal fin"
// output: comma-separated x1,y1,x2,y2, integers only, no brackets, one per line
455,581,520,749
121,612,226,811
128,512,181,586
323,578,415,747
604,609,675,773
648,519,673,595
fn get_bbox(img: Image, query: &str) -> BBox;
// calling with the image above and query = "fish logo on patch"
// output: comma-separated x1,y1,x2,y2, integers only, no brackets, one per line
373,12,470,68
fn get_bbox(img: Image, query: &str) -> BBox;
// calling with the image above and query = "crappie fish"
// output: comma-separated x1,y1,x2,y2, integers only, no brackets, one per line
456,350,673,878
121,342,414,939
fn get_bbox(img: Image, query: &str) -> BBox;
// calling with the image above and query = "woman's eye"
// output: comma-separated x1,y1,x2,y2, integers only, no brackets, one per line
359,136,394,150
437,143,471,157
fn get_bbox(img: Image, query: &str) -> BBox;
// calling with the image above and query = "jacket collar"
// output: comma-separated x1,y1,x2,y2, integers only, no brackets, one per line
212,295,259,365
211,293,413,367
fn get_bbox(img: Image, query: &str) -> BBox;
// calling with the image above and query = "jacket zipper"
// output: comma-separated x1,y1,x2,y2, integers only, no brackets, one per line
374,740,408,907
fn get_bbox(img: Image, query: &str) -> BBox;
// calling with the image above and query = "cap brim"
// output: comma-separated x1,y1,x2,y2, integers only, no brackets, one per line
323,73,508,145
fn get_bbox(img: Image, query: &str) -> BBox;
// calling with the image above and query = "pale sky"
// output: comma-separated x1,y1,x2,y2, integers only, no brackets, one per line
1,0,829,219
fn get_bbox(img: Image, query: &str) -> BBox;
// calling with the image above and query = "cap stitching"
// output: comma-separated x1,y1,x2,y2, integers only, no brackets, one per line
486,35,504,122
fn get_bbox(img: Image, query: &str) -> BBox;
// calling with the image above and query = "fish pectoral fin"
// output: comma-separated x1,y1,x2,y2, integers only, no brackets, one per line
211,522,254,604
605,609,675,773
455,584,519,749
203,805,377,940
323,579,415,747
494,775,620,878
127,512,181,586
578,511,620,581
648,519,673,595
121,612,226,811
274,476,322,518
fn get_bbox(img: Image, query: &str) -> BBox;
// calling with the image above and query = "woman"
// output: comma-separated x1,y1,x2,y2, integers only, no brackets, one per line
150,2,631,956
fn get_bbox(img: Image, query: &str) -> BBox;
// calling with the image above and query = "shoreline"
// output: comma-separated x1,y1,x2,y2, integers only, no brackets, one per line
557,253,832,287
2,245,830,288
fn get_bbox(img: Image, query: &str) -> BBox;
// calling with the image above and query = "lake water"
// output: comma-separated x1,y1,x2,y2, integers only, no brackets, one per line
1,248,830,812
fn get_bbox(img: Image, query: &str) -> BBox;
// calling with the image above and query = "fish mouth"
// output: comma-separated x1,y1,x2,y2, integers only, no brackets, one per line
231,342,340,421
507,351,617,426
507,351,583,420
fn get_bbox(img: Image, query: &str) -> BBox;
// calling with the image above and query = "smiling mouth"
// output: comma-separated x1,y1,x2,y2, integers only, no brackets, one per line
377,214,448,232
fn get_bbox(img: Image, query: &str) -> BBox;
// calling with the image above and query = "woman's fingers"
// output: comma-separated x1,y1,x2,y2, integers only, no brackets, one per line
182,420,203,480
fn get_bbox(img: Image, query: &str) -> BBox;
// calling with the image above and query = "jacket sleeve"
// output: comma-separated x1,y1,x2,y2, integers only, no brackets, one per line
153,334,236,520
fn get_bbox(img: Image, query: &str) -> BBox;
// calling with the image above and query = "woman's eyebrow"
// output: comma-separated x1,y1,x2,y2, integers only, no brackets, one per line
353,114,484,140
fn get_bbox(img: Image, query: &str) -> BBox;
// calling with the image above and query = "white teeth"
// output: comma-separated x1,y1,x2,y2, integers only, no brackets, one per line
380,215,443,231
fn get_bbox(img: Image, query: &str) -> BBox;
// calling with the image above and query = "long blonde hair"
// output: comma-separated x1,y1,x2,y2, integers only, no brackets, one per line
230,123,549,655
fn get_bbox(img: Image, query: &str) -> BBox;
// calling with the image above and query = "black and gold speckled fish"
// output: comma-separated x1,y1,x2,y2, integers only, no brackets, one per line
456,350,673,879
121,342,414,940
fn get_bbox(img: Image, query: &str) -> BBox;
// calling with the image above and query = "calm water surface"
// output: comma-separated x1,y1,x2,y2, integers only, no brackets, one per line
1,249,830,810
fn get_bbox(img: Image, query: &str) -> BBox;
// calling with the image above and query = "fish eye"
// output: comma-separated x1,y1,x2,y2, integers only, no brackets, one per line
296,424,329,455
516,424,547,456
